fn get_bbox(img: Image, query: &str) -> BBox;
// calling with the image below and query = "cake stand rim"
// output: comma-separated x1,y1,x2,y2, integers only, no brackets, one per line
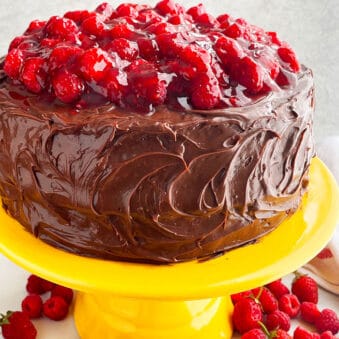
0,157,338,300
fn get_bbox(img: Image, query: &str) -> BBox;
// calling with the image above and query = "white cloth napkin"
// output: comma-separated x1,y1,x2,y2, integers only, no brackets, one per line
300,137,339,295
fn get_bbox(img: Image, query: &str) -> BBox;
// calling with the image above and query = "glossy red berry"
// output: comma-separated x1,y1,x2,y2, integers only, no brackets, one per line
241,328,267,339
252,287,278,314
51,285,74,305
81,14,106,38
278,45,300,73
43,296,69,321
292,274,318,304
26,275,55,295
214,36,244,67
1,311,37,339
294,326,320,339
20,57,47,93
266,280,290,299
52,69,84,103
315,309,339,335
266,310,291,331
4,49,24,79
21,294,43,319
231,290,252,305
300,302,321,324
105,38,138,61
278,294,300,318
45,16,78,39
232,298,263,334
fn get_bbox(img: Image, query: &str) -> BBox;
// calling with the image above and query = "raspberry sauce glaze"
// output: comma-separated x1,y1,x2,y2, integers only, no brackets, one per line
0,1,314,263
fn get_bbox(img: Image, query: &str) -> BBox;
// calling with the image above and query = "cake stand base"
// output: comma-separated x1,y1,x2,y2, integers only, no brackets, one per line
74,293,232,338
1,158,338,339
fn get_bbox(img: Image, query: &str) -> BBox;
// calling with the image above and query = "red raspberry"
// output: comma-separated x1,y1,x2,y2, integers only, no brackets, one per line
81,14,107,38
232,298,263,334
115,3,141,18
64,10,91,24
266,280,290,299
52,69,84,103
278,294,300,318
316,248,333,259
292,274,318,304
43,296,69,321
110,23,135,40
273,329,292,339
26,274,54,295
294,326,320,339
266,310,291,331
320,331,337,339
25,20,46,33
195,13,217,27
155,0,183,16
103,69,128,104
4,49,24,79
137,38,158,61
231,290,252,305
230,56,265,93
95,2,115,18
48,45,82,71
21,294,43,319
20,57,47,93
252,287,278,314
278,45,300,73
0,311,37,339
315,309,339,335
187,4,206,19
45,16,78,39
51,285,74,305
224,23,244,39
241,328,267,339
79,47,113,82
105,38,139,61
300,302,321,324
214,36,244,67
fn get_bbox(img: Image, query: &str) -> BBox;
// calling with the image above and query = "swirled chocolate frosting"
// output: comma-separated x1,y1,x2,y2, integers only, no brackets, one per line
0,66,314,263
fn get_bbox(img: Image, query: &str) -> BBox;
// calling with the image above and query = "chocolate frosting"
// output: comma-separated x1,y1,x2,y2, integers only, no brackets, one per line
0,65,314,263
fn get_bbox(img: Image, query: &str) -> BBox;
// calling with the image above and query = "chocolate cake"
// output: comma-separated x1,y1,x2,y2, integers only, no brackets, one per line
0,1,314,263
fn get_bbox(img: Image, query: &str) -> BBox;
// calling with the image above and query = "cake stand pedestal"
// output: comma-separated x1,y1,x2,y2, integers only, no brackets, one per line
1,158,338,339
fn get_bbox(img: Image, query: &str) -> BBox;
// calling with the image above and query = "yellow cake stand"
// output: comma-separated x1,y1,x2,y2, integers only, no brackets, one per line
0,158,338,339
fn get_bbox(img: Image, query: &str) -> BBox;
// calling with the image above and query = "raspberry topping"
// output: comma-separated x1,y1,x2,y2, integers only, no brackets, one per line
3,1,301,113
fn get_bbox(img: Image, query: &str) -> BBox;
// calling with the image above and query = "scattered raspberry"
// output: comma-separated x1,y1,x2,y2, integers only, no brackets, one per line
231,290,252,305
3,1,301,113
21,295,43,319
26,275,55,295
292,274,318,304
294,326,320,339
316,248,333,259
252,287,278,314
232,298,263,334
51,285,74,305
241,328,267,339
266,310,291,331
0,311,37,339
43,296,69,321
266,279,290,299
315,309,339,335
272,329,292,339
300,302,321,324
320,331,337,339
278,294,300,318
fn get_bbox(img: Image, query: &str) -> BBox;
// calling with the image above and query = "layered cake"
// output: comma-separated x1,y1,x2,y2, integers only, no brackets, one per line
0,1,314,263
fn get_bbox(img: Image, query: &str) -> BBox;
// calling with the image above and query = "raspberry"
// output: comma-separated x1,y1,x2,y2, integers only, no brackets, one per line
21,294,43,319
316,248,333,259
278,294,300,318
52,69,85,103
116,3,140,18
105,38,139,61
51,285,74,305
187,4,206,19
81,14,107,38
266,310,291,331
300,302,321,324
231,290,252,305
95,2,115,18
26,274,54,295
292,274,318,304
320,331,337,339
64,10,91,24
273,329,292,339
26,20,46,33
4,49,24,79
43,296,69,321
20,57,47,93
45,16,78,39
137,38,158,61
0,311,37,339
230,56,265,93
195,13,217,27
278,45,300,73
224,23,244,39
294,326,320,339
48,45,82,71
214,36,244,67
315,309,339,335
232,298,263,334
252,287,278,314
103,68,128,104
266,280,290,299
110,23,135,39
79,47,113,82
241,328,267,339
155,0,183,16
